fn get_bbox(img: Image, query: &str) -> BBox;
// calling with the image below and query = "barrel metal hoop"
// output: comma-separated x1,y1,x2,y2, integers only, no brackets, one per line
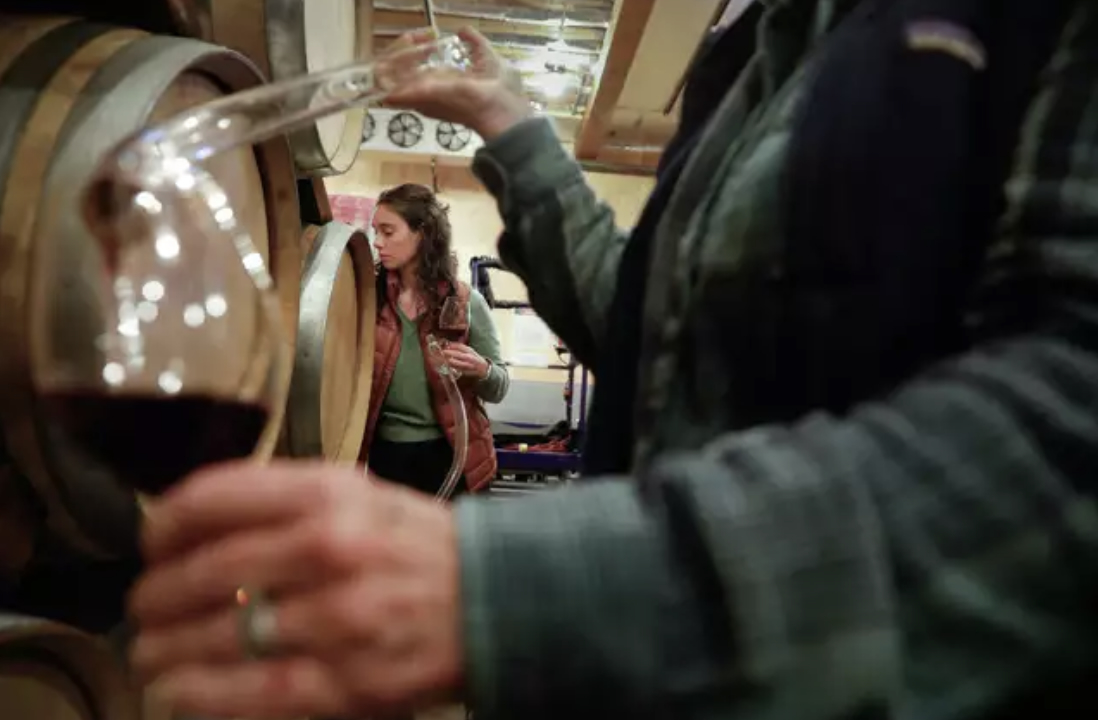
287,222,374,460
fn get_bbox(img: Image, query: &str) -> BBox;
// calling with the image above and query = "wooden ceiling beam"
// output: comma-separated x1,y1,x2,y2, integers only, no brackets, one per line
573,0,658,159
595,145,660,172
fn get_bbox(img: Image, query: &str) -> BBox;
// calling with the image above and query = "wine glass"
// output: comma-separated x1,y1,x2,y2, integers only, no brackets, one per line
428,295,470,380
29,160,285,498
437,295,469,344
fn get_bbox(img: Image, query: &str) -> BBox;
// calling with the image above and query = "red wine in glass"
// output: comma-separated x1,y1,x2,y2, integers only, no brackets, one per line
40,391,269,496
434,327,464,344
436,295,467,345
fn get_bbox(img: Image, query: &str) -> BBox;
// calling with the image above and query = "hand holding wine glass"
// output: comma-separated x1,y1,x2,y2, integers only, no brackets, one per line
441,344,489,380
432,293,484,379
383,26,534,141
127,462,463,719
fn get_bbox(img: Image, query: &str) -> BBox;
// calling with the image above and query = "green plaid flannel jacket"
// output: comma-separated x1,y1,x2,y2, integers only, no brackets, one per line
454,1,1098,718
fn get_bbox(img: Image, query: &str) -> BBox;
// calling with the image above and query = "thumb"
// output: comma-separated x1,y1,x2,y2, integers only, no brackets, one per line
381,27,436,59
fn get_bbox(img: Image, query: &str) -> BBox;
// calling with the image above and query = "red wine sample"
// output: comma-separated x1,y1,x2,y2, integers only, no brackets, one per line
39,391,268,495
434,327,464,344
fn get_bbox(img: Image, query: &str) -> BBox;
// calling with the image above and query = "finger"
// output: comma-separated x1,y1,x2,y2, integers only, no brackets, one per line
443,356,477,373
131,603,242,677
150,658,350,720
443,344,477,360
143,462,358,562
274,573,423,654
131,510,366,627
384,27,437,55
133,569,410,676
441,348,470,364
456,347,482,362
377,33,467,93
456,26,496,62
131,585,336,675
382,70,468,108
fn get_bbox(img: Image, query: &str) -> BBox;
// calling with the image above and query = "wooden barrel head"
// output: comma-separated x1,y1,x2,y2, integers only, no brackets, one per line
0,19,302,558
0,615,140,720
213,0,371,176
285,223,376,462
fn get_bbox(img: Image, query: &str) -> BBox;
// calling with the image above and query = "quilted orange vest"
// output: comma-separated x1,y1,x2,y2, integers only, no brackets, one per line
361,276,497,492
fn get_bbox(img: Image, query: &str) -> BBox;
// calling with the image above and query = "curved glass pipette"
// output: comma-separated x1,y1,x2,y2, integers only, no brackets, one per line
77,35,474,477
426,334,468,503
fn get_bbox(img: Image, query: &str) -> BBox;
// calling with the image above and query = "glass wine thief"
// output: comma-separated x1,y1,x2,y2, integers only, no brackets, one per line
29,36,474,494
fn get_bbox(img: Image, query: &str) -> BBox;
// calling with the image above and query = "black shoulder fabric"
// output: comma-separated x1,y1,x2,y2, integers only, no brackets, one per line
583,10,764,475
771,0,1074,421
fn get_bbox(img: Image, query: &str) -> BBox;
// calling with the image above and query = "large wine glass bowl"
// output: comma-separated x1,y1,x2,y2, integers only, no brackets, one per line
31,149,284,497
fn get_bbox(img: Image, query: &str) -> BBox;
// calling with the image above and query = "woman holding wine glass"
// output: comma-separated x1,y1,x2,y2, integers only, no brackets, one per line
363,183,508,499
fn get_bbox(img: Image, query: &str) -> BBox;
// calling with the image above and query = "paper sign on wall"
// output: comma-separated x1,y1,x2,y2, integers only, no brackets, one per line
509,308,555,367
330,194,376,229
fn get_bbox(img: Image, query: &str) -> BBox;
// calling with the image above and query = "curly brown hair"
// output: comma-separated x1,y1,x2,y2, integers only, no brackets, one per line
376,183,457,328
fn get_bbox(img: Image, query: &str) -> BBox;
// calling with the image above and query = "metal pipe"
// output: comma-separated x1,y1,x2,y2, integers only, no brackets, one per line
373,29,602,55
423,0,439,34
374,0,611,30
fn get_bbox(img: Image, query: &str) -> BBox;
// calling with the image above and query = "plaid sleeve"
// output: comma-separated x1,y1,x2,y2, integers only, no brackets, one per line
456,6,1098,720
471,118,630,366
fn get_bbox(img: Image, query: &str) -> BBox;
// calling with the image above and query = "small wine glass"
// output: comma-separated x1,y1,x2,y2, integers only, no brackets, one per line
437,294,469,343
429,294,469,377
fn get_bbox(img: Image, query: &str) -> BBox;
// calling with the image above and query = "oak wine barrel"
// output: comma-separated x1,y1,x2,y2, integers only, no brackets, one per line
0,614,140,720
0,16,302,559
5,1,375,175
285,222,376,463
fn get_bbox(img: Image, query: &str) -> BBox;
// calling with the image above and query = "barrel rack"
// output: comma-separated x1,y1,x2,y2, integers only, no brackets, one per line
469,256,589,494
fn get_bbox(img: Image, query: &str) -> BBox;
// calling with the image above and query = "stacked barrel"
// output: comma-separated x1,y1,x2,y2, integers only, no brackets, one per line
0,1,379,716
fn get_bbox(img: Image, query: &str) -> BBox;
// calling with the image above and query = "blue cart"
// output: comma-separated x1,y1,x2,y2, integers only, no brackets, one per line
470,257,590,493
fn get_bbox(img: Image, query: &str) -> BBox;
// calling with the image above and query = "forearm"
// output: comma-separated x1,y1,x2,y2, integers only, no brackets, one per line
456,331,1098,720
472,118,630,366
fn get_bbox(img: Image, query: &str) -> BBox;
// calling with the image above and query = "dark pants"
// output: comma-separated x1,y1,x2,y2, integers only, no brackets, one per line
359,438,469,720
368,437,466,500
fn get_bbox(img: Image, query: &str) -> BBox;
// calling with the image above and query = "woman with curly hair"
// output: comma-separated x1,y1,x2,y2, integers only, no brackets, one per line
361,183,508,498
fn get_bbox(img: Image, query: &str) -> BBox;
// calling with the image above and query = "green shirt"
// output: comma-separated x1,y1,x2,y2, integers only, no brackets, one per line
377,288,508,443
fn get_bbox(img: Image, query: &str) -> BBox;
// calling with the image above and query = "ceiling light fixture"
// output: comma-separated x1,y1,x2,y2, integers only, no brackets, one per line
536,72,571,99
